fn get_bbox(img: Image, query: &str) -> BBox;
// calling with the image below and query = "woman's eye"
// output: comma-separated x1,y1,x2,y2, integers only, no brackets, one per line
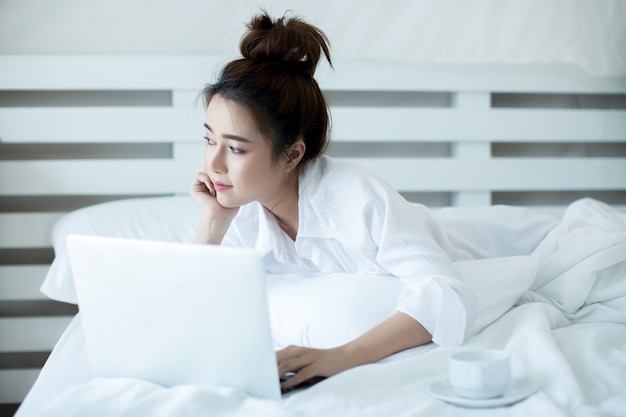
229,146,245,155
203,136,215,145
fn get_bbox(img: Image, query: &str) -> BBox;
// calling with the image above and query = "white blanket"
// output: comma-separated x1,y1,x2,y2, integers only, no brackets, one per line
18,199,626,417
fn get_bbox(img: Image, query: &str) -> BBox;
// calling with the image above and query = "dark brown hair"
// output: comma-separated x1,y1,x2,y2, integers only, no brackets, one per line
202,12,332,168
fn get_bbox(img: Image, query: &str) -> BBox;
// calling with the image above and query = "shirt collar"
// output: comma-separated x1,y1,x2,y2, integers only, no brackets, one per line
296,156,336,239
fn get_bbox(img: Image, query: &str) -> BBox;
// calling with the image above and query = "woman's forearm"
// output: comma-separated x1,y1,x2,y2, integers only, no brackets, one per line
339,311,432,368
192,217,232,245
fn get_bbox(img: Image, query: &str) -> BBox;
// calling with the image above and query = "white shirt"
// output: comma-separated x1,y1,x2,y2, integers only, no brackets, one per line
223,156,477,346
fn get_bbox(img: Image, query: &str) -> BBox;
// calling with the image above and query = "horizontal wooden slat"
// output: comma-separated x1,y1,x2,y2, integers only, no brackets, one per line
2,107,624,143
0,213,63,248
323,60,626,93
349,158,626,191
0,369,40,403
331,108,626,142
1,56,625,93
0,317,72,352
1,158,624,196
331,108,476,141
486,109,626,141
0,266,49,300
0,56,226,90
0,160,193,195
0,107,202,143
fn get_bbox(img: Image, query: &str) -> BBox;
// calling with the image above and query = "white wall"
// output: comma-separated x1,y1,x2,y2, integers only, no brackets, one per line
0,0,624,76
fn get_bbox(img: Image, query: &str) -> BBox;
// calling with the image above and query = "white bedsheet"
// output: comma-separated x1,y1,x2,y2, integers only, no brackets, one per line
17,199,626,417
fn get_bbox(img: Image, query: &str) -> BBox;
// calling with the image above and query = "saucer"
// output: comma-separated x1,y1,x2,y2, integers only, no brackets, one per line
427,377,537,408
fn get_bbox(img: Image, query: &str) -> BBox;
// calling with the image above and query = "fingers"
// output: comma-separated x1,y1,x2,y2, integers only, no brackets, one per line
277,345,328,390
277,345,308,376
191,171,215,197
281,366,319,390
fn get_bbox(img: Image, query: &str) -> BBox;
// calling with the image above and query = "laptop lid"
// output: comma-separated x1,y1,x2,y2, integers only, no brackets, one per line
67,234,281,400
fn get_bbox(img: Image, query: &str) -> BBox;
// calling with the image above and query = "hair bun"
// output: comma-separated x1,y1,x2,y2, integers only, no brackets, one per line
240,12,331,76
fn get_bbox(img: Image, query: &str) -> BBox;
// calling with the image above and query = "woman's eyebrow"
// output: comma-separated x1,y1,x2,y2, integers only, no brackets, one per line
203,123,252,143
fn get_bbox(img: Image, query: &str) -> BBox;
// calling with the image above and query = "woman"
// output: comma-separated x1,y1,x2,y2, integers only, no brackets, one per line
190,12,477,391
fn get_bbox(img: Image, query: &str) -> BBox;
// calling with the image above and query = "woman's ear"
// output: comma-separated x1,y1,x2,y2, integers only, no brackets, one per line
285,139,306,172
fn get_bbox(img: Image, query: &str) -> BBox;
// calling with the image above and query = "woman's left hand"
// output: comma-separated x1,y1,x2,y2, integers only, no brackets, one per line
276,345,354,390
276,312,433,390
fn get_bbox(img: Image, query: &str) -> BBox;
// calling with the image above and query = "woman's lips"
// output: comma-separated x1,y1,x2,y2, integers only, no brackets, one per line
213,181,232,192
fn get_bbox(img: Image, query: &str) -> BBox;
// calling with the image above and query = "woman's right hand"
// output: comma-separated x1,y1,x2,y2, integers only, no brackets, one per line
190,171,239,244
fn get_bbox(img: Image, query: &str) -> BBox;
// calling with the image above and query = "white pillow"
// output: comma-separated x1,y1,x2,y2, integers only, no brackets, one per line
267,256,537,349
266,273,401,349
41,196,199,304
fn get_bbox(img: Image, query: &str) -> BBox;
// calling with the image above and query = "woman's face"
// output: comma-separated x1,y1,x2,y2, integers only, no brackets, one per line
202,94,291,209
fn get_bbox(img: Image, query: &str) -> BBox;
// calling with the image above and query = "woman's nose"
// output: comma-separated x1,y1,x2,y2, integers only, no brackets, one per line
205,145,226,173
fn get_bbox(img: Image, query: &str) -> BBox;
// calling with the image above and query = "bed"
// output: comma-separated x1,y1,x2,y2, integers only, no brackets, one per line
2,6,626,414
12,196,626,417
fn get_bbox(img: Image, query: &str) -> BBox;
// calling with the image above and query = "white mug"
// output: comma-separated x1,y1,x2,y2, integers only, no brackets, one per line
449,349,511,399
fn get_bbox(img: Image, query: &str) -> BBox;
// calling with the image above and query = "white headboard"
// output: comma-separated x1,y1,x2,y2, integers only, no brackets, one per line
0,55,625,408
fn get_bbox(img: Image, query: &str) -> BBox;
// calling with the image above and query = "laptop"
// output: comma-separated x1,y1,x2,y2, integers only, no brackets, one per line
66,234,281,400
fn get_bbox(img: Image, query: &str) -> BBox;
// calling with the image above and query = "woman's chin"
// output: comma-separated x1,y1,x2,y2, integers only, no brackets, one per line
216,195,244,209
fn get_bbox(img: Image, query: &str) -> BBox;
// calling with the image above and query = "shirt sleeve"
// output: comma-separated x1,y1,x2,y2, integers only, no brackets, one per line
378,202,477,346
328,164,477,346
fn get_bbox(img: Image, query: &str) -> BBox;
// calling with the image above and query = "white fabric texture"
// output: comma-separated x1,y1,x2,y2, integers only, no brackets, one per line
2,0,624,76
519,198,626,324
18,199,626,417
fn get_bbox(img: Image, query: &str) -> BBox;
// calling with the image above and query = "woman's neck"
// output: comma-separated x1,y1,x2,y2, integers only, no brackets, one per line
264,174,300,241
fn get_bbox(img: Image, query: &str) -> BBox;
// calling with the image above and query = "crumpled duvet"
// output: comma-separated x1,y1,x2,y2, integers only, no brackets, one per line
519,198,626,325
